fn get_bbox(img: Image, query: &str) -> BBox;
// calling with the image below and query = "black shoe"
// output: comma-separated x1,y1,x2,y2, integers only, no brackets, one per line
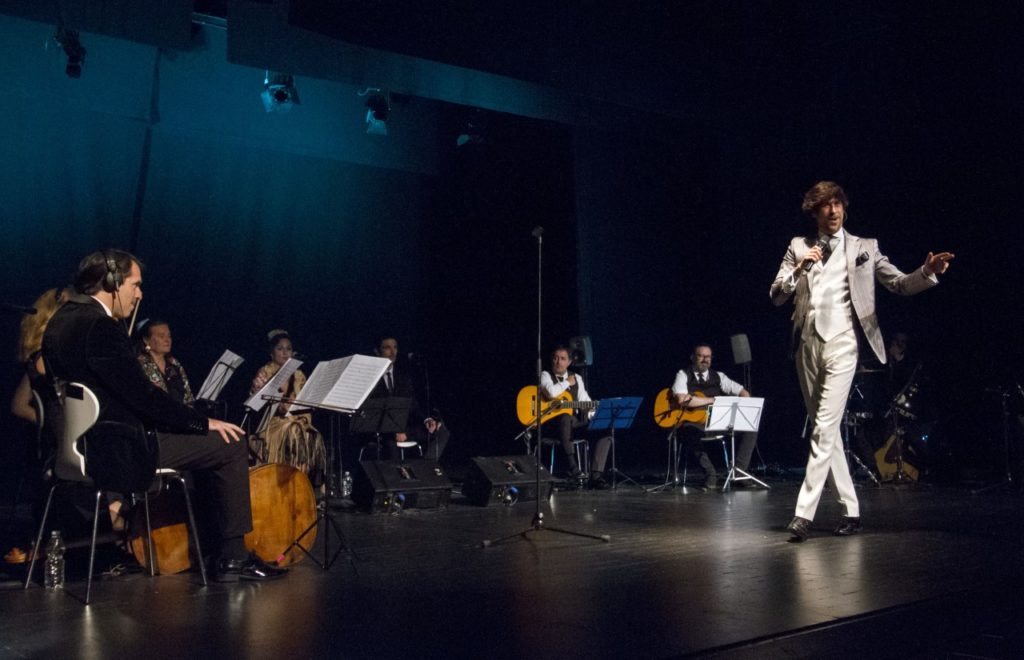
589,473,610,490
786,516,811,542
216,553,289,582
704,474,718,489
833,516,861,536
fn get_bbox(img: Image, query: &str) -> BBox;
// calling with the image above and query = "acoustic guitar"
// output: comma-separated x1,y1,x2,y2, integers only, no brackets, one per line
516,385,599,426
874,432,920,482
652,387,709,428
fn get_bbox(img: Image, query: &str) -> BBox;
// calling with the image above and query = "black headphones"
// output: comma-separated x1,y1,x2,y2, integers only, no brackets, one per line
101,251,124,293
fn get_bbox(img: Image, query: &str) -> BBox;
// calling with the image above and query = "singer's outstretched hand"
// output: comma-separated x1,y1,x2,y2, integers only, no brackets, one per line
924,251,954,275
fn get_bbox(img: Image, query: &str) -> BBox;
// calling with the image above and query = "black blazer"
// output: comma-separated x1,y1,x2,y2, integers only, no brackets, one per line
42,295,208,491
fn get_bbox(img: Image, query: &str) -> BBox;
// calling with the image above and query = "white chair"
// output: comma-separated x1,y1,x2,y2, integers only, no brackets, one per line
24,382,206,604
358,437,423,462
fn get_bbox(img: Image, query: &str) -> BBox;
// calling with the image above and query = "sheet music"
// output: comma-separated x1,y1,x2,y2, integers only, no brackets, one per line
288,358,348,413
196,349,244,401
285,354,390,413
244,357,302,412
706,396,765,433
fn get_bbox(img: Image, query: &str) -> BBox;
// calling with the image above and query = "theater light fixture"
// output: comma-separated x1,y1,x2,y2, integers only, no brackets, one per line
261,71,299,112
359,88,390,135
52,23,86,78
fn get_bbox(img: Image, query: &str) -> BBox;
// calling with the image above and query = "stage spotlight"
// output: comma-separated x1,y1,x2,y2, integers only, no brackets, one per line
360,88,390,135
52,24,86,78
456,110,487,147
261,71,299,113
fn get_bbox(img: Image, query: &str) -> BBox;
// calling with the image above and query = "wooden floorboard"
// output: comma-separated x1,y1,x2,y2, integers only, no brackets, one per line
2,477,1022,659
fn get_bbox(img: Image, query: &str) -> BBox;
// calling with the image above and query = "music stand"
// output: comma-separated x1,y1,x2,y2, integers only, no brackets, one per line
706,397,769,490
262,396,360,572
349,397,413,461
590,397,643,489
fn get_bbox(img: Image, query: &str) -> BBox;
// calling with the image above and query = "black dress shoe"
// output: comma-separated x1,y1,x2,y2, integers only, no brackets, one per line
786,516,811,542
216,553,289,582
704,474,718,489
588,474,610,490
833,516,861,536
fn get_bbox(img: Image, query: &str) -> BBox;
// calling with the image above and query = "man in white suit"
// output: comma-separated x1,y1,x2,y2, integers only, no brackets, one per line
770,181,953,541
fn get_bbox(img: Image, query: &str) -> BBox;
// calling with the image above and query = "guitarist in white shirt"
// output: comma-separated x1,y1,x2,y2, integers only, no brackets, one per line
671,344,755,489
539,346,611,488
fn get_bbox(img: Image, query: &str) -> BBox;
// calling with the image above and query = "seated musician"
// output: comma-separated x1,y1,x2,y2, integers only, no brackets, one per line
43,249,285,581
248,329,326,491
671,343,757,489
137,319,195,406
539,345,611,488
367,336,450,461
4,287,69,564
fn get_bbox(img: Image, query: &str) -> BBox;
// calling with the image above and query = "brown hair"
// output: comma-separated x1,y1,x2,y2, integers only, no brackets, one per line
801,181,849,216
74,249,142,295
18,287,72,362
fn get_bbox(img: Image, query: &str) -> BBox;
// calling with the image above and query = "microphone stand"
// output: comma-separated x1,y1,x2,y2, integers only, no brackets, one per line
971,377,1021,495
482,227,609,547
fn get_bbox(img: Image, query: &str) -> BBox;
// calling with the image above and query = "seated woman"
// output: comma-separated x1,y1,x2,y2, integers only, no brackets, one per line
248,329,326,491
136,319,195,406
5,288,69,563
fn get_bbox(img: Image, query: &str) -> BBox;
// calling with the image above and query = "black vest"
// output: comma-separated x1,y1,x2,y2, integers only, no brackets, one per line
686,370,722,397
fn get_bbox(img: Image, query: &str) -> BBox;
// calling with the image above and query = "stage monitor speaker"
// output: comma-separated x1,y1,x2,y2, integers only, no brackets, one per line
569,336,593,366
730,333,752,365
355,459,452,513
463,455,553,507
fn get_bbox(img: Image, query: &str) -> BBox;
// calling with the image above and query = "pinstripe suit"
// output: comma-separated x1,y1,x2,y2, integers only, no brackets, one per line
771,231,937,520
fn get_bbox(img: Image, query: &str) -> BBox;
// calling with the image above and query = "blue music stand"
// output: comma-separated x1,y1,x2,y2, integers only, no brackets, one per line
589,396,643,489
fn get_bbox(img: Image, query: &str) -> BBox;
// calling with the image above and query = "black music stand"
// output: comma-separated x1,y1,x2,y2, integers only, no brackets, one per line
266,395,360,572
350,397,413,461
590,397,643,489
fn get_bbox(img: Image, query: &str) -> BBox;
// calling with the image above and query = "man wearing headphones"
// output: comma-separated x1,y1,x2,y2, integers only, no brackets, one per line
43,249,285,581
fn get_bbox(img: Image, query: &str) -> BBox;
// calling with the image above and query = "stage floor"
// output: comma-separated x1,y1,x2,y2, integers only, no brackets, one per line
2,475,1022,659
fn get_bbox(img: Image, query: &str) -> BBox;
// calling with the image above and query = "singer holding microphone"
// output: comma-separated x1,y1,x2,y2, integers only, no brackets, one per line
770,181,953,542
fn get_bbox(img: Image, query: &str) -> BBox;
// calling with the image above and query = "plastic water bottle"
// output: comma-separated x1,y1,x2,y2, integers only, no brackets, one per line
43,530,65,590
341,471,353,498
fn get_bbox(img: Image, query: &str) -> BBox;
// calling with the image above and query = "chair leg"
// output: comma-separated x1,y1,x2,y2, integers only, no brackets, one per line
143,492,156,577
24,483,57,589
548,445,555,473
721,441,729,467
172,475,207,587
85,490,102,605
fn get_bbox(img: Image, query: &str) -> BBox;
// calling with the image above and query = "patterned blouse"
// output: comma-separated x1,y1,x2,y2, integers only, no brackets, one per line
139,353,195,406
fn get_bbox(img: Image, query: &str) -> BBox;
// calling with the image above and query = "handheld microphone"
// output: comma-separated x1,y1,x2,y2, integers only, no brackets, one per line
531,226,544,238
802,237,831,272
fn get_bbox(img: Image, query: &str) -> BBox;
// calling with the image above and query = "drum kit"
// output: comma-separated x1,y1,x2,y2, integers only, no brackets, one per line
844,362,930,484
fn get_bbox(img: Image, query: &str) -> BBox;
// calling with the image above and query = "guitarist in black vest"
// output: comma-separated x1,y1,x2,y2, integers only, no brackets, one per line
671,344,757,489
539,346,611,488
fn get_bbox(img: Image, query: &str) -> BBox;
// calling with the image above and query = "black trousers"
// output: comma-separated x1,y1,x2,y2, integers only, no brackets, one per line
157,431,252,541
541,414,612,473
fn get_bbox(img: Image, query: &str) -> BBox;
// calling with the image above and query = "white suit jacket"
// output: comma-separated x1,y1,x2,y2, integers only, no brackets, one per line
770,232,937,363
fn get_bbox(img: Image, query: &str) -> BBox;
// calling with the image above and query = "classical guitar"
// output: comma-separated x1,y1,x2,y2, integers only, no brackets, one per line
516,385,599,426
652,387,709,428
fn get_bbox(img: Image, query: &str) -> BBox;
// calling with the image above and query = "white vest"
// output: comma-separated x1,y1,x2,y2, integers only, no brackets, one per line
806,235,854,342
